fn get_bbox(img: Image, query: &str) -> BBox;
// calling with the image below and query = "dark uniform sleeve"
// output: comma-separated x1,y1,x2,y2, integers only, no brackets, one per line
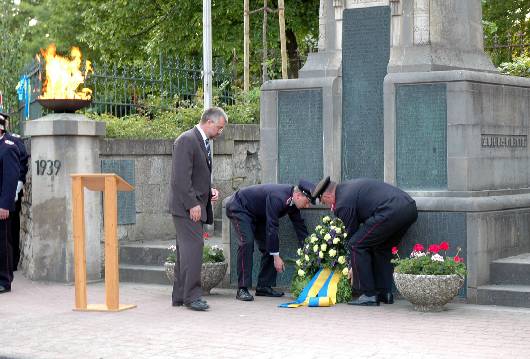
0,145,20,211
335,205,359,239
287,208,309,247
265,195,284,253
13,137,29,183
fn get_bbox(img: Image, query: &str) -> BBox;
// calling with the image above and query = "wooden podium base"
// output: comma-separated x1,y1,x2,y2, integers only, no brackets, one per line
74,304,137,312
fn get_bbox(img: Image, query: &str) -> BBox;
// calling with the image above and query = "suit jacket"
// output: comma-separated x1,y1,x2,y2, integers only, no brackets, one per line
168,126,213,224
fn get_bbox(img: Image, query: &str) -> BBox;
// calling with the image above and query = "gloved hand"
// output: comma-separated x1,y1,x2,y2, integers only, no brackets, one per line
14,181,23,201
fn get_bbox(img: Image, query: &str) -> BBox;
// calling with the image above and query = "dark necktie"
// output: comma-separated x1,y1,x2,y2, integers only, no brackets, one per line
205,138,211,164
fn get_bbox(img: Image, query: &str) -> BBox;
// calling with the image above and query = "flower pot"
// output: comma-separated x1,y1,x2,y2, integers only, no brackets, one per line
164,261,228,295
393,272,465,312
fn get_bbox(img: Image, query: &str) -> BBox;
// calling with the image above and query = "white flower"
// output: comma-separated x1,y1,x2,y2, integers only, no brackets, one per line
342,267,349,276
319,251,324,259
320,230,325,235
335,227,342,234
324,233,331,241
411,251,426,258
320,243,327,252
313,245,319,253
168,245,176,252
431,253,444,262
338,256,346,265
310,237,317,244
333,238,340,245
343,233,347,238
323,216,331,223
316,225,322,230
304,254,309,261
297,248,303,256
298,269,305,277
295,260,302,266
329,249,337,257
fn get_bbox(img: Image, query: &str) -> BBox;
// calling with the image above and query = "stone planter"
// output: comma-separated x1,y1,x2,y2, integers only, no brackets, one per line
164,261,228,295
393,272,465,312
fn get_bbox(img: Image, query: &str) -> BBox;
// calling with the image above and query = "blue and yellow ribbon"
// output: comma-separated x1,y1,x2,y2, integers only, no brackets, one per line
279,268,341,308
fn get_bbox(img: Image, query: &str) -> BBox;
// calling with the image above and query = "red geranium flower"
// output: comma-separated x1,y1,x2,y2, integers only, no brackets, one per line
391,247,398,255
413,243,424,252
439,242,449,251
428,244,440,253
454,255,464,263
203,232,210,239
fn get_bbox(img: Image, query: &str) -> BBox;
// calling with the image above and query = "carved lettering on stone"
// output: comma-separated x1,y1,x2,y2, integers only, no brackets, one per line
345,0,389,9
413,0,430,45
481,134,528,148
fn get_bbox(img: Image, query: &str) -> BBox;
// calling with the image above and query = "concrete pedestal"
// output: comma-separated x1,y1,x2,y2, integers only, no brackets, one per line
23,114,105,282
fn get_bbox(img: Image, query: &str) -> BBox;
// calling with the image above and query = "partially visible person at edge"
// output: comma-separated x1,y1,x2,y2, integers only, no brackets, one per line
225,180,314,302
0,112,29,272
0,115,21,294
168,107,227,311
312,176,418,306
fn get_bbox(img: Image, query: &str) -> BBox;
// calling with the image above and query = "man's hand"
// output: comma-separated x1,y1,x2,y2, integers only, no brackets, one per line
14,181,23,201
211,188,219,203
273,255,285,273
0,209,9,220
189,205,201,222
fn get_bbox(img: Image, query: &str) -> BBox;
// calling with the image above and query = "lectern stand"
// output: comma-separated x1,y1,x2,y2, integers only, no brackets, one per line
71,173,136,312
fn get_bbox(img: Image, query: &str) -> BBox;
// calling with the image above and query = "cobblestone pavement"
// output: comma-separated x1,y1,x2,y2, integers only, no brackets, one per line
2,273,530,359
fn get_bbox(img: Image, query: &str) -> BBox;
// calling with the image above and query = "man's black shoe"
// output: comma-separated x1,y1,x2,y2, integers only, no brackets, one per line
348,294,380,306
377,292,394,304
172,301,183,307
185,300,209,311
0,285,11,294
236,288,254,301
255,287,284,297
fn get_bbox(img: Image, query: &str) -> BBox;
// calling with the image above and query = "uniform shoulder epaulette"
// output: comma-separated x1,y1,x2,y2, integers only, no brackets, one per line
11,133,21,138
4,139,15,145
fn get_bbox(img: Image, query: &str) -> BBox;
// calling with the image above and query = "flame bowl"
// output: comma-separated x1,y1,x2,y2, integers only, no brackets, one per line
37,98,92,113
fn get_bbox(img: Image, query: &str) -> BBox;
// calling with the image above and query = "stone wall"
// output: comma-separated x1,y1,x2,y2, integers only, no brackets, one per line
98,124,260,242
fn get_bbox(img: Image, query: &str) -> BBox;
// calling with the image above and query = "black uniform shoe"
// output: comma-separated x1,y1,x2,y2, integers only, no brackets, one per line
172,301,183,307
185,300,209,311
236,288,254,301
348,294,380,306
255,287,284,297
0,285,11,294
377,292,394,304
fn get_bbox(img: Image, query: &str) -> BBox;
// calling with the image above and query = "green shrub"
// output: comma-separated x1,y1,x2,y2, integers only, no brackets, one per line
499,56,530,78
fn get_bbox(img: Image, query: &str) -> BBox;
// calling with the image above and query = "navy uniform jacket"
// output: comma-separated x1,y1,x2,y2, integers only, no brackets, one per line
230,184,309,253
0,135,20,211
6,133,29,183
334,178,415,238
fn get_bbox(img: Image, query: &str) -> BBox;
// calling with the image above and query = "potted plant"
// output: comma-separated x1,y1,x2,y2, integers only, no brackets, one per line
392,242,467,312
165,239,228,295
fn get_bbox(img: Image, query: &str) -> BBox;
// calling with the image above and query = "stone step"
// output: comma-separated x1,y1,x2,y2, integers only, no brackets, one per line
476,284,530,308
119,264,170,285
490,253,530,285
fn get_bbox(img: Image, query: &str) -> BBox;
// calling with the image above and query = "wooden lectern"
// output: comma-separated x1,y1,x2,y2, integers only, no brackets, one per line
70,173,136,312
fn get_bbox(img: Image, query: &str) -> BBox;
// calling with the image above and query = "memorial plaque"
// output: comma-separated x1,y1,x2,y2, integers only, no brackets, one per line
101,159,136,224
342,6,390,181
278,89,323,184
396,84,447,190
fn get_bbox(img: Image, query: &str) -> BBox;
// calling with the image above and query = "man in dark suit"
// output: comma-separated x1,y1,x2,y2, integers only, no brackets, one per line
226,181,313,301
312,177,417,306
0,116,20,294
168,107,227,311
0,112,29,271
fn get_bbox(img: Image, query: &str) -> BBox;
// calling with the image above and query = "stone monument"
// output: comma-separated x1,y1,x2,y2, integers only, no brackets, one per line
22,114,105,282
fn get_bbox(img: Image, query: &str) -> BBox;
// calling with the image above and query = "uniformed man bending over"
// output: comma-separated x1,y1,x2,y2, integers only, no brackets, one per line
0,112,29,271
226,180,314,301
312,177,418,306
0,116,20,294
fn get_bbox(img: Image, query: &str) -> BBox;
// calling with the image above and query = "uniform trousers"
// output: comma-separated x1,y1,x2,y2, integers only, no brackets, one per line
0,217,13,289
226,203,276,289
171,215,204,306
348,200,417,296
9,196,22,271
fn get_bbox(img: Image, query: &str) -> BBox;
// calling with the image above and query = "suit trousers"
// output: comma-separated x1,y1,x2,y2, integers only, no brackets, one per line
0,217,13,288
171,215,204,305
9,196,22,271
348,201,418,296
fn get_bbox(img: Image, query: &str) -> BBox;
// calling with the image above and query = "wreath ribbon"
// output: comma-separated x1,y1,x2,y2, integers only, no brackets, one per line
279,268,341,308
